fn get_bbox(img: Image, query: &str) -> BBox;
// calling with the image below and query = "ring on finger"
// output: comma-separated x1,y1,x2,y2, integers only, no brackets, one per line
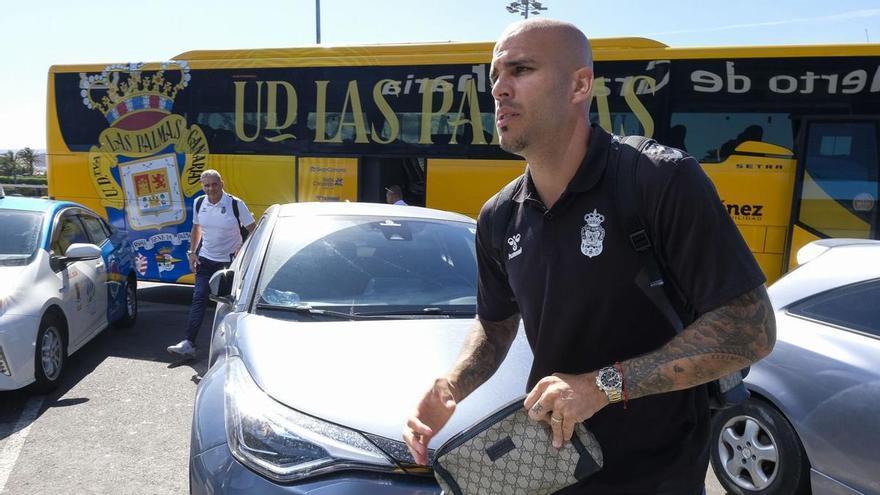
551,415,563,423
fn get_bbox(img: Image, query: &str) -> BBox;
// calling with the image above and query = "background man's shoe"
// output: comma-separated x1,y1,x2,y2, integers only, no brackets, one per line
167,340,196,358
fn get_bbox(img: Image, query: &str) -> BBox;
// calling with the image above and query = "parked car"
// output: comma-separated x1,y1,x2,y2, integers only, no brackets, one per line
0,192,138,392
710,239,880,495
189,202,532,494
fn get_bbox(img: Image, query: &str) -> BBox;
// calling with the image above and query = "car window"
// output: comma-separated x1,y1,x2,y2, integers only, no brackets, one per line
0,209,43,264
80,215,110,245
788,279,880,337
52,215,90,255
233,215,268,293
257,215,477,312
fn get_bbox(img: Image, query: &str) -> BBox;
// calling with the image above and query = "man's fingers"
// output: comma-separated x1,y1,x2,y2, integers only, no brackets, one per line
403,427,429,465
406,416,433,438
527,398,549,421
561,418,576,449
550,414,564,449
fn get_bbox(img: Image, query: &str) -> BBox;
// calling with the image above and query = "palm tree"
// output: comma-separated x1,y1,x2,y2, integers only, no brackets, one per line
0,150,19,177
15,147,37,176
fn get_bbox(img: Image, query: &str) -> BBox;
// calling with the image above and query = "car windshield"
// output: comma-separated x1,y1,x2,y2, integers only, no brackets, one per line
0,209,43,265
257,215,477,315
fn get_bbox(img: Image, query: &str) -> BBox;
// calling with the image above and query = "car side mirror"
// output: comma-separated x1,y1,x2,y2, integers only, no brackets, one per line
61,243,102,262
209,268,235,305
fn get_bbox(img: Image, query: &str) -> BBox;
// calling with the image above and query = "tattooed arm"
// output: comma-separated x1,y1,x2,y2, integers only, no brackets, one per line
525,286,775,449
447,314,521,400
622,285,776,399
403,314,521,464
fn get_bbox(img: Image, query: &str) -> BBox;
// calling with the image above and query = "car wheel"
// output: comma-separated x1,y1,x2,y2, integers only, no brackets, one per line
33,315,67,393
710,398,809,495
113,277,138,328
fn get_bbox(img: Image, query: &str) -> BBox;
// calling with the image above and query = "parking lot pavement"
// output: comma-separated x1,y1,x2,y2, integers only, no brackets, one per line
0,282,211,495
0,282,728,494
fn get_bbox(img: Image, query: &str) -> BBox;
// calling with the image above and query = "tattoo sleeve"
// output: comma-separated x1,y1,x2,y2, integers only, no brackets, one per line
447,313,521,401
622,285,776,400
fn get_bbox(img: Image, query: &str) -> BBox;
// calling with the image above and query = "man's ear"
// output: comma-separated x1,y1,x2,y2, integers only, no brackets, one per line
572,67,593,104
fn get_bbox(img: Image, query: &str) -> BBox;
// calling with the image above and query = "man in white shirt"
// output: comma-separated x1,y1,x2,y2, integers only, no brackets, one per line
385,184,408,205
167,169,256,358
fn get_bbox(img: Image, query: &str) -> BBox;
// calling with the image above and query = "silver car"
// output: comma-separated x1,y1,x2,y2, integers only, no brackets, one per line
710,239,880,495
189,202,533,494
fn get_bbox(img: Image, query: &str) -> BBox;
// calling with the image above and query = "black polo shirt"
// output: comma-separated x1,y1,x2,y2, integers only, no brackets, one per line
475,124,765,494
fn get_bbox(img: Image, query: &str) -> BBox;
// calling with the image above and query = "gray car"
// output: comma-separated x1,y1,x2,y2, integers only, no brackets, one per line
710,239,880,495
189,202,533,494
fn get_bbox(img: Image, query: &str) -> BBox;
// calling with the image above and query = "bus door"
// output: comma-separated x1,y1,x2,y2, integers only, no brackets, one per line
358,156,426,206
786,119,880,270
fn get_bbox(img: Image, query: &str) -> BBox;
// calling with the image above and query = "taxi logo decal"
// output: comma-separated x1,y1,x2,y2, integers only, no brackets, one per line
507,233,523,260
581,209,605,258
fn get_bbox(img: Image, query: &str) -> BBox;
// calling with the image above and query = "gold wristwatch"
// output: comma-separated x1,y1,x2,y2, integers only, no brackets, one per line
596,366,624,403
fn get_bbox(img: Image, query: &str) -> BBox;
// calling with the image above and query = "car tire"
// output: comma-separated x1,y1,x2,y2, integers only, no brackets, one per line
113,277,138,328
33,315,67,393
710,398,809,495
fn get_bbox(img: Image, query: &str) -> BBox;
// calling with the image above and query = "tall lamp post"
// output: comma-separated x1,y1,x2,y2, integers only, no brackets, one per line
316,0,321,44
506,0,547,19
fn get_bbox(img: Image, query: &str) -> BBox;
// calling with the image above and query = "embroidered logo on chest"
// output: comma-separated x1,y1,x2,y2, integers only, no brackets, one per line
507,233,522,260
580,209,605,258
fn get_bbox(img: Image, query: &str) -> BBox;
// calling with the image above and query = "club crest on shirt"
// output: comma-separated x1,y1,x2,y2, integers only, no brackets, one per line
580,209,605,258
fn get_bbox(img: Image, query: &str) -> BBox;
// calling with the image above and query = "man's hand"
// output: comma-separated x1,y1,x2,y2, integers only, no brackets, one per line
187,253,199,272
403,378,458,466
523,372,609,449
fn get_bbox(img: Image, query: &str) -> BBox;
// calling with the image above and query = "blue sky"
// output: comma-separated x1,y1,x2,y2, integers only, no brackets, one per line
2,0,879,150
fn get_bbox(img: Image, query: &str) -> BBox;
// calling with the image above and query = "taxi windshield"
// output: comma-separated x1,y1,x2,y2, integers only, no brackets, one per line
0,209,43,264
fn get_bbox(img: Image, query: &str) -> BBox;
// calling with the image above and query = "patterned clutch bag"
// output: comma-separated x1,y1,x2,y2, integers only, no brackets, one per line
433,396,603,495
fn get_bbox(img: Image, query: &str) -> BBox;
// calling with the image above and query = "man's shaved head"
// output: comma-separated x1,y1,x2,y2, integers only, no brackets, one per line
497,19,592,72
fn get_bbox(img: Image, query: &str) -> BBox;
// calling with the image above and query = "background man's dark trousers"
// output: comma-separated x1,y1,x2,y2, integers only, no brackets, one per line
186,257,229,343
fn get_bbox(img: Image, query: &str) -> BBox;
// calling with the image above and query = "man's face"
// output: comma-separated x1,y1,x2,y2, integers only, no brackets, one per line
201,175,223,200
490,29,573,155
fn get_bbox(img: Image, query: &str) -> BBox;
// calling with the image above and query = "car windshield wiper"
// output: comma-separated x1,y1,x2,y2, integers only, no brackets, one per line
255,303,385,320
357,307,475,317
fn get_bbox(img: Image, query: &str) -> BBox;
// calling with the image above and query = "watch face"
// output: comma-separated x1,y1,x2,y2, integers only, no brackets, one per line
599,368,622,389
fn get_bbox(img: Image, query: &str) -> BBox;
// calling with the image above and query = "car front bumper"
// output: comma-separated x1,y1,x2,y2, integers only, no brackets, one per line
0,313,40,391
190,443,440,495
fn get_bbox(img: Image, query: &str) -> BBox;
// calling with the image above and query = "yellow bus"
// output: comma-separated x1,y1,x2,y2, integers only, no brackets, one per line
47,38,879,283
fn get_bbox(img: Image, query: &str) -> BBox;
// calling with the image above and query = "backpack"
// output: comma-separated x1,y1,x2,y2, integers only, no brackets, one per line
194,194,250,246
488,135,750,410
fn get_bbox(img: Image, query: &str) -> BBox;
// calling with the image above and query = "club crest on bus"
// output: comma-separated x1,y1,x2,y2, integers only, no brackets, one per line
581,209,606,258
79,61,206,281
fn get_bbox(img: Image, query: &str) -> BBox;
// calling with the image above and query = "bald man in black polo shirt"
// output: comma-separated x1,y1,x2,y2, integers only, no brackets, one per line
403,19,776,495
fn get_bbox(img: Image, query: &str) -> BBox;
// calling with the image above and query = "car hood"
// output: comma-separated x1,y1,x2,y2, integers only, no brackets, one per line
233,315,533,454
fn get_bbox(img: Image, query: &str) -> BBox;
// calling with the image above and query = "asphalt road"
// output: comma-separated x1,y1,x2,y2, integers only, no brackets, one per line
0,283,728,494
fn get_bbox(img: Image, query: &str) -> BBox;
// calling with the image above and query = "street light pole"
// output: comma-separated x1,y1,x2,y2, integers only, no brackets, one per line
506,0,547,19
316,0,321,44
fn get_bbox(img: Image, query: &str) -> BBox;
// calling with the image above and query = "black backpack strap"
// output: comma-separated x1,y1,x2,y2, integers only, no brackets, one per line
193,196,204,255
230,194,241,225
614,135,690,332
615,136,665,289
490,176,526,256
228,194,251,242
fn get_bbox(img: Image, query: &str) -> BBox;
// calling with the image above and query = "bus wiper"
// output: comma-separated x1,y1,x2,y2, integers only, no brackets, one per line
255,303,383,320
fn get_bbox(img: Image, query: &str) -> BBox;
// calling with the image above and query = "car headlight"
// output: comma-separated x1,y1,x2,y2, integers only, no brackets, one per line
224,356,396,482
